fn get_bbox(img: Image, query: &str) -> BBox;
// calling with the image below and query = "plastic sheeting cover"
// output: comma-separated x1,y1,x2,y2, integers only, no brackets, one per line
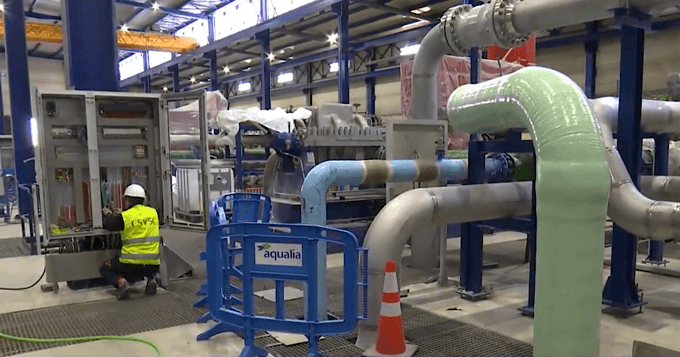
447,66,611,357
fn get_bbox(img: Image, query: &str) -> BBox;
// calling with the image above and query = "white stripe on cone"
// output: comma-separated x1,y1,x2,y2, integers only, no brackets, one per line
383,272,398,293
380,301,402,317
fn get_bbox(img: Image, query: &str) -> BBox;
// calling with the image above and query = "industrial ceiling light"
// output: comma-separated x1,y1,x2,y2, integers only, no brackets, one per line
267,53,276,61
152,2,160,10
190,76,196,83
223,66,230,74
162,86,168,92
328,33,338,44
243,59,252,64
411,6,431,14
121,24,129,32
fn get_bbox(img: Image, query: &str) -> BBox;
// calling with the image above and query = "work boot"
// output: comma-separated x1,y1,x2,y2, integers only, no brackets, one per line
117,279,132,300
145,277,157,296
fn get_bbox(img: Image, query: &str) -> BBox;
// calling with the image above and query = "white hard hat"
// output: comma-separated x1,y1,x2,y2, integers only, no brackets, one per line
123,184,146,198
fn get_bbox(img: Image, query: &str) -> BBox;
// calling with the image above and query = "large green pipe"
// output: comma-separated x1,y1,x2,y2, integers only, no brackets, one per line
447,67,611,356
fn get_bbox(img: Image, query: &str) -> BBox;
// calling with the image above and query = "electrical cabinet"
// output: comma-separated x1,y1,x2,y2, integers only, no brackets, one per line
33,90,170,241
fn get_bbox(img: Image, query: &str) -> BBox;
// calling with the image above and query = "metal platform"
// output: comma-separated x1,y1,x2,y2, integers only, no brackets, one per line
0,238,28,259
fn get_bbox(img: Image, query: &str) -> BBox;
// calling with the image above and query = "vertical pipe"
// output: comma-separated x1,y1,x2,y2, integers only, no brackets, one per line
333,0,350,104
3,0,36,223
62,0,119,90
647,134,669,264
256,30,271,110
304,63,313,106
365,49,376,116
170,64,180,92
207,14,215,43
602,25,645,310
142,51,151,93
584,22,599,99
206,50,219,91
260,0,268,22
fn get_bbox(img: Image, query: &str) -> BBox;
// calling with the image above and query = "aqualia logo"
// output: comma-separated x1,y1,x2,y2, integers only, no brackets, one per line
258,244,302,261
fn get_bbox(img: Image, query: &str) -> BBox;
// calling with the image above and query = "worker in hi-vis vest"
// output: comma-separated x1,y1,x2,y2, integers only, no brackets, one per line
99,184,161,300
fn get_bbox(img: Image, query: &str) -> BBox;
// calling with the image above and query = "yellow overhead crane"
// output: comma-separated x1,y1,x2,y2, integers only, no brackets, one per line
0,21,199,53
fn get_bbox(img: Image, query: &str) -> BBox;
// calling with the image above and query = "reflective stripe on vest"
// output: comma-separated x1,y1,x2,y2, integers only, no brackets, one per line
122,236,161,245
120,205,160,265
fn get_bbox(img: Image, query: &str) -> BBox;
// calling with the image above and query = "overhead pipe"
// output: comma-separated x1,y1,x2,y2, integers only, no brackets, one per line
590,97,680,134
300,158,511,226
355,182,532,350
445,67,611,356
411,0,680,123
640,176,680,202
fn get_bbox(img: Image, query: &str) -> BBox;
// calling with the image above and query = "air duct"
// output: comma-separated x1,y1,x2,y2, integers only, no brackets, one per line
355,182,532,350
445,67,611,357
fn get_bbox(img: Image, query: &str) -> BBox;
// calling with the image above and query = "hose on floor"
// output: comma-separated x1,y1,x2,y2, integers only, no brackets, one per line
0,332,164,356
0,266,46,291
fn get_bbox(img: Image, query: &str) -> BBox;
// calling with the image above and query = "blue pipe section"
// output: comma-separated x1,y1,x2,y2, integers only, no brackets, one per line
301,158,510,226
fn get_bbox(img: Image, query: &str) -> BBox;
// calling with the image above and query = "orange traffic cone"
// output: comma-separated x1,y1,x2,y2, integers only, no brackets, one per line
363,260,417,357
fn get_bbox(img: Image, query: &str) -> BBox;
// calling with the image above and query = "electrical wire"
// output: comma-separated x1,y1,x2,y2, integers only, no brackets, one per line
0,266,46,291
0,332,163,357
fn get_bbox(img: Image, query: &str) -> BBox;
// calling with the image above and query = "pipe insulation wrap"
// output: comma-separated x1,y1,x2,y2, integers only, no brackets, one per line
640,176,680,202
355,182,532,350
446,67,611,357
598,111,680,239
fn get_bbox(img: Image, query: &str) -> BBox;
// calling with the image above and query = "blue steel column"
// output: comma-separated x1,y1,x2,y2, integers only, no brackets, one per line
0,75,4,134
602,24,646,310
3,0,36,246
332,0,350,104
63,0,119,90
256,30,271,110
365,49,376,116
205,50,219,91
645,134,669,265
170,64,180,92
459,0,487,300
304,63,313,106
142,51,151,93
584,22,599,99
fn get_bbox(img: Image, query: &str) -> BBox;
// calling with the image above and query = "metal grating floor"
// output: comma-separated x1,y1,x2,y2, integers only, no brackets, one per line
0,278,206,356
0,238,28,259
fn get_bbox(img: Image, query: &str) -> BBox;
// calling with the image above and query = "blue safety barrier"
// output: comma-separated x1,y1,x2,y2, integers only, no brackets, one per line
195,193,272,340
205,222,368,357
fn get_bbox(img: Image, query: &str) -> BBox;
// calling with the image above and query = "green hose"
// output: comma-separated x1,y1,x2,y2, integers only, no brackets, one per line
0,332,163,356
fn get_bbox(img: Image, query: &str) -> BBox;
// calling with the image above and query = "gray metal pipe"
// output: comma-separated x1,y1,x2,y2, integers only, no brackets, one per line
355,182,532,351
411,0,680,123
591,97,680,134
599,116,680,239
512,0,680,35
640,176,680,202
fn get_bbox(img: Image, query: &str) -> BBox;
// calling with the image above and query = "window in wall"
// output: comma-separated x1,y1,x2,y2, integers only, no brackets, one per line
176,19,210,47
119,53,145,80
268,0,315,18
149,51,172,68
213,0,260,40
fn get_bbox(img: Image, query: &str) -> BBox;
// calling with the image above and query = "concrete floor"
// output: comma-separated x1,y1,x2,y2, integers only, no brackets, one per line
1,229,680,356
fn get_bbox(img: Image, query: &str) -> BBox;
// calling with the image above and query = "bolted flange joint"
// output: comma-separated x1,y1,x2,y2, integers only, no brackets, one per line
491,0,530,49
440,4,473,56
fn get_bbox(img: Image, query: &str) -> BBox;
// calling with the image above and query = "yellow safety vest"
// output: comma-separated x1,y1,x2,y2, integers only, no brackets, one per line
120,205,161,265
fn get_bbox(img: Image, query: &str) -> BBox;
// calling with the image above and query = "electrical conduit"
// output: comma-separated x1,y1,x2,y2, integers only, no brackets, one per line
446,67,611,356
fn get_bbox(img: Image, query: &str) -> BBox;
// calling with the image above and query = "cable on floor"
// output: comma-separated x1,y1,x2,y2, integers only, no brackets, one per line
0,332,164,356
0,266,45,291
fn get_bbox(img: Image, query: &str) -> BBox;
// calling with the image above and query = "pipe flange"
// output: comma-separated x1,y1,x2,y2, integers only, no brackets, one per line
491,0,530,49
440,5,472,56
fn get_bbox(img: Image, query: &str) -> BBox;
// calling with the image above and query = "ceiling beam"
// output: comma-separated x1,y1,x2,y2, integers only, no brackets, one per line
116,0,210,20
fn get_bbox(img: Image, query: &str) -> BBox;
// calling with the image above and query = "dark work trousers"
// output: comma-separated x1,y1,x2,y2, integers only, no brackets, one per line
100,259,160,288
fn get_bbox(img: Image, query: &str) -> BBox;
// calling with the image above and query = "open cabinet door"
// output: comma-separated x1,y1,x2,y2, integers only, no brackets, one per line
162,91,233,231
